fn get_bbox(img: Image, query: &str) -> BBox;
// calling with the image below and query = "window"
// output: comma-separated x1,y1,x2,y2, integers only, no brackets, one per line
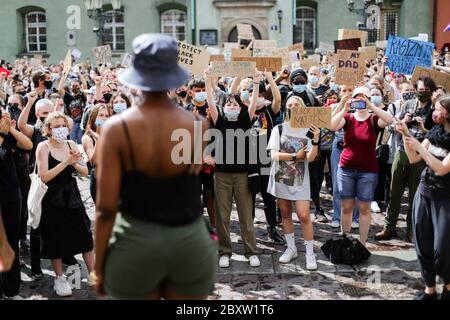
25,11,47,53
383,11,399,40
102,11,125,51
161,9,187,41
295,7,316,50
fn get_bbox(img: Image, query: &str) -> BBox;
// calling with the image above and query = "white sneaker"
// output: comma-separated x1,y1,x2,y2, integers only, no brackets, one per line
306,254,318,271
330,221,340,228
4,295,25,300
351,221,360,229
54,276,73,297
371,201,381,213
279,247,298,264
218,255,230,268
248,255,260,267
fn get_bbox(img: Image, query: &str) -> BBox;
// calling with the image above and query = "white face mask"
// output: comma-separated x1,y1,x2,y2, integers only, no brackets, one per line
223,108,240,122
51,127,69,143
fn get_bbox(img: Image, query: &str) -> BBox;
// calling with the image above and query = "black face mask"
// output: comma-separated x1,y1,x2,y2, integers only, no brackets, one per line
44,80,53,90
177,91,188,99
39,117,47,123
7,103,20,112
17,91,26,97
417,91,432,103
72,88,80,95
103,93,113,103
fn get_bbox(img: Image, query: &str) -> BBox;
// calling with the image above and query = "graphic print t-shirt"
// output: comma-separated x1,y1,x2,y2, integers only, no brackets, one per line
64,92,86,122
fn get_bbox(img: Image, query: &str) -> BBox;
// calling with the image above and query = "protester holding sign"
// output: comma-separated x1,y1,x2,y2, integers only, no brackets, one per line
267,95,321,269
205,66,262,269
397,95,450,300
330,87,393,246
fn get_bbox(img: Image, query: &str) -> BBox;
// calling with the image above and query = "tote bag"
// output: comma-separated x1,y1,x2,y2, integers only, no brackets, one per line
27,162,48,229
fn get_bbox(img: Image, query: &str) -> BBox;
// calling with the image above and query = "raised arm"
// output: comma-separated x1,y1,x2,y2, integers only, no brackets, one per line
248,71,262,120
264,72,281,115
18,92,39,138
330,96,350,131
229,76,241,95
204,68,219,125
363,96,394,128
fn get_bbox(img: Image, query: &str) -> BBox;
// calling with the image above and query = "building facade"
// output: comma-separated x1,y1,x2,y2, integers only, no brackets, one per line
0,0,435,65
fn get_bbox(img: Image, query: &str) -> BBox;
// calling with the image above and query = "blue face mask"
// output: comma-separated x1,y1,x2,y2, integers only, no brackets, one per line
308,76,319,86
194,92,207,103
95,118,105,127
241,90,250,100
113,103,127,114
371,96,383,106
292,84,307,94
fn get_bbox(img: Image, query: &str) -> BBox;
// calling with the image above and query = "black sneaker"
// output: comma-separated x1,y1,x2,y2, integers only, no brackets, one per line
62,256,79,266
414,291,437,300
20,239,30,251
442,287,450,301
276,209,282,226
31,270,44,281
268,227,286,245
314,207,328,223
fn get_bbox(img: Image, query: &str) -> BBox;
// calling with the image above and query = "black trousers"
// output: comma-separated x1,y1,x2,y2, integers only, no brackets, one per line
375,162,392,204
412,192,450,287
252,173,277,229
0,198,22,297
13,153,30,240
317,150,332,195
309,161,321,200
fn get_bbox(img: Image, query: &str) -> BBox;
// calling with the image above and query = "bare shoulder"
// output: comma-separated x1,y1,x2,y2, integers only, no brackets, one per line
36,140,49,155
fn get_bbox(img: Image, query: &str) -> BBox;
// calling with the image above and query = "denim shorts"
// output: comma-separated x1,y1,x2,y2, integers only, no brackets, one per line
337,167,378,202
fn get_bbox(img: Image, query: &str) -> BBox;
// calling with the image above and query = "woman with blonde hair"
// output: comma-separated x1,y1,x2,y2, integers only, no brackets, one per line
267,95,321,269
82,104,111,202
36,112,94,297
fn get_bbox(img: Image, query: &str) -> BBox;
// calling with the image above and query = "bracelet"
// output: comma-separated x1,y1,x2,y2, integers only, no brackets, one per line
312,140,320,145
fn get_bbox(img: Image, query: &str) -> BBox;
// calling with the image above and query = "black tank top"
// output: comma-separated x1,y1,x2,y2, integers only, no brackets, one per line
118,117,202,226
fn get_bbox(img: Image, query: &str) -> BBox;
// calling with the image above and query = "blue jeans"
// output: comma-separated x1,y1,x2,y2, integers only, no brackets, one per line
69,121,83,144
337,167,379,202
331,138,359,223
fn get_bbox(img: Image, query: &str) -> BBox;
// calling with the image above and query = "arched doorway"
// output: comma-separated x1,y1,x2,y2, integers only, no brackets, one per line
228,25,262,43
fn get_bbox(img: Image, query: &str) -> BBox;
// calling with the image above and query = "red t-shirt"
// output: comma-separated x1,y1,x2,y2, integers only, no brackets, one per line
0,67,11,79
339,113,382,173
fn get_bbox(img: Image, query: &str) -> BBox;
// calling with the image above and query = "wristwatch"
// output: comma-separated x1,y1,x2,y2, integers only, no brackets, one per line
291,153,297,161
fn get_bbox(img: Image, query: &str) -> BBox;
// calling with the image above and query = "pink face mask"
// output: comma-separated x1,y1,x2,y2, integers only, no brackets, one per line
432,110,449,125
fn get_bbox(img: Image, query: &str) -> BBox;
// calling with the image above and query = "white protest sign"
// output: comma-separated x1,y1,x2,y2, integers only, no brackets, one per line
252,40,277,57
92,45,112,66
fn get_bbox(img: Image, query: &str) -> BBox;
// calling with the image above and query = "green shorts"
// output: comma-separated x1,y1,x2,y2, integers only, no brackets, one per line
104,213,218,299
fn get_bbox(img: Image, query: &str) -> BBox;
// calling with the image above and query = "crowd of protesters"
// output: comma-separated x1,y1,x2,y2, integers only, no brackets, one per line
0,33,449,301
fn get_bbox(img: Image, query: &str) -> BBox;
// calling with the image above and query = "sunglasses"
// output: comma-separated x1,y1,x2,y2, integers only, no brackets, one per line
292,80,307,85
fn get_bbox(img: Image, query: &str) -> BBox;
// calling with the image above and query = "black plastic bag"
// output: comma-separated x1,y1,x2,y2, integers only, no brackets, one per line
321,234,371,265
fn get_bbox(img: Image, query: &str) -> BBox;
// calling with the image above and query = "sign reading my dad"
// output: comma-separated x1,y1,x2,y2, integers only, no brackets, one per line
335,50,365,85
177,41,211,76
334,38,362,53
289,107,332,129
385,35,434,75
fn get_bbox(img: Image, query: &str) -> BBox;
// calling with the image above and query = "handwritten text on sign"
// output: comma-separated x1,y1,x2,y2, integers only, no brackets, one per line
210,61,256,77
177,41,211,76
252,40,277,57
232,57,282,72
335,50,365,85
385,35,434,75
93,45,112,66
290,107,332,129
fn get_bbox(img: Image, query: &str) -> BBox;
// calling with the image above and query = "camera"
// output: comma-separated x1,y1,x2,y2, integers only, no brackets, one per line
350,100,367,110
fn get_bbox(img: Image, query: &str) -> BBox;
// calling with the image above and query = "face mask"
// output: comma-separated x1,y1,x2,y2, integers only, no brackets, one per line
327,99,338,106
95,118,105,127
72,88,80,94
308,76,319,86
432,110,450,125
113,103,127,114
23,80,29,88
417,91,432,103
39,117,46,124
103,93,113,103
223,109,240,122
293,84,307,94
7,103,20,111
51,127,69,143
371,96,383,106
330,83,339,92
44,80,53,90
194,92,207,104
177,90,187,99
241,90,250,100
17,91,26,97
402,92,416,101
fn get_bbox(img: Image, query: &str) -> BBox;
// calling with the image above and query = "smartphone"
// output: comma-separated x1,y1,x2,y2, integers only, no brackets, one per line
306,129,315,140
350,100,366,110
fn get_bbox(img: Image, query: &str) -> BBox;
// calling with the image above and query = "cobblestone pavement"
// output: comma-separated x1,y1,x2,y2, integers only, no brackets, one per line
16,176,426,300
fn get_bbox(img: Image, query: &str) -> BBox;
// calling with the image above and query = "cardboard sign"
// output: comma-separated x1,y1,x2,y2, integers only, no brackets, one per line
288,43,305,55
385,35,434,75
335,50,365,85
274,47,300,66
121,53,133,68
231,48,251,58
93,45,112,66
326,52,337,65
358,46,377,61
61,49,72,82
177,41,211,76
412,66,450,91
210,61,256,77
71,48,82,60
375,40,388,49
232,57,282,72
290,107,332,129
224,42,239,51
210,54,225,62
334,38,362,53
309,54,321,64
338,29,368,47
252,40,277,57
237,24,254,40
300,58,319,71
318,42,334,54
